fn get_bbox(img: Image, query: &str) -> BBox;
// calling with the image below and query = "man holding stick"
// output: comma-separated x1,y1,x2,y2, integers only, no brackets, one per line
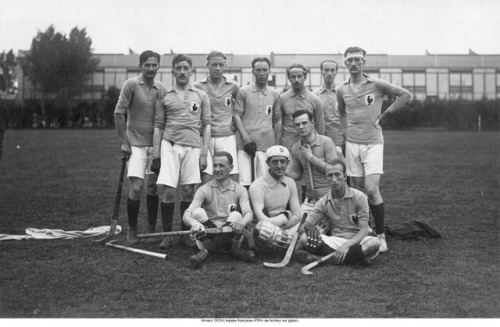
296,160,381,266
114,50,166,245
183,152,254,268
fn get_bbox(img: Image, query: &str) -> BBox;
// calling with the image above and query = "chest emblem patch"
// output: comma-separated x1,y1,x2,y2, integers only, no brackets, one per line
266,105,272,117
190,102,200,113
365,94,375,106
349,214,359,225
225,97,232,108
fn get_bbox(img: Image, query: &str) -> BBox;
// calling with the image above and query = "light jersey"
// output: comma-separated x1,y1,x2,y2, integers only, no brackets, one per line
193,77,239,137
154,85,211,148
279,89,324,150
233,84,281,151
249,171,301,223
305,185,370,239
185,179,252,227
336,74,408,144
313,85,343,146
114,76,166,146
289,134,338,200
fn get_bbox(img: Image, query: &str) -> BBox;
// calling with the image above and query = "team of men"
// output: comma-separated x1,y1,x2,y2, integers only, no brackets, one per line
115,47,411,268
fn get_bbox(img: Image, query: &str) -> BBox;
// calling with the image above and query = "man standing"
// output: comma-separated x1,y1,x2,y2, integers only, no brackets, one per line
152,54,211,249
114,50,166,245
249,145,301,251
286,110,339,218
296,160,381,266
278,63,324,150
233,57,281,187
337,47,412,252
194,51,240,183
313,59,343,155
183,152,254,268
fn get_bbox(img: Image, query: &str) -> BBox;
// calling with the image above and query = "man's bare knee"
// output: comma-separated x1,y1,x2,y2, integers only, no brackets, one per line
362,237,381,257
181,185,195,201
129,177,144,199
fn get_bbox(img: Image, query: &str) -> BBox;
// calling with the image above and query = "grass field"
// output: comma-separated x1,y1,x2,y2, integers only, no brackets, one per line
0,129,498,318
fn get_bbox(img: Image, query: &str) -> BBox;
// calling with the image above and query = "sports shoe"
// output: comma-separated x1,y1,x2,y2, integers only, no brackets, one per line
189,249,208,269
159,237,172,249
378,233,388,253
126,228,140,245
230,246,255,263
295,249,321,264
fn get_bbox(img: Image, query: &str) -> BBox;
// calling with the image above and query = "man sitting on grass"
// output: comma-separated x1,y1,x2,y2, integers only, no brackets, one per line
183,151,254,268
296,159,381,266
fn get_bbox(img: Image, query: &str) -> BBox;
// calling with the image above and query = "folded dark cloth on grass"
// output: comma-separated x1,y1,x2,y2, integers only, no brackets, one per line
384,220,442,240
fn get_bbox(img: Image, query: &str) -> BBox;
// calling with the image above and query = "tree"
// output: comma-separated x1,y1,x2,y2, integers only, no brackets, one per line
22,25,99,126
0,49,17,96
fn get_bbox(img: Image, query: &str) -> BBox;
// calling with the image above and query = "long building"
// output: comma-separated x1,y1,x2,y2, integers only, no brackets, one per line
16,51,500,103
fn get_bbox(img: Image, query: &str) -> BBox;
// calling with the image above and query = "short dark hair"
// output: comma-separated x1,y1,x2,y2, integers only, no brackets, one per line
214,151,233,165
251,57,271,70
287,63,307,78
320,59,338,71
206,51,227,61
139,50,161,65
344,47,366,58
292,109,313,122
326,159,347,174
172,54,192,68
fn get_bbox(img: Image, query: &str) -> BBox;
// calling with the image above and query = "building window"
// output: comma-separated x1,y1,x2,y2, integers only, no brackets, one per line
450,72,473,100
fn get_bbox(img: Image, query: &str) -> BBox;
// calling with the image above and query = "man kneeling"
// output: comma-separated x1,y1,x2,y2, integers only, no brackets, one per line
183,151,254,268
296,160,381,266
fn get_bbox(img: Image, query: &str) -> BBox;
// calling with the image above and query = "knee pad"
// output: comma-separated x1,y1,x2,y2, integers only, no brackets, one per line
227,211,243,224
192,208,209,223
254,221,293,249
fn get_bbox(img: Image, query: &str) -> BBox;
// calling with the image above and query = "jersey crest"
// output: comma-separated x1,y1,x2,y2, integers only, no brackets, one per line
224,97,232,108
227,203,237,214
190,102,200,113
365,94,375,106
349,214,359,225
266,105,272,117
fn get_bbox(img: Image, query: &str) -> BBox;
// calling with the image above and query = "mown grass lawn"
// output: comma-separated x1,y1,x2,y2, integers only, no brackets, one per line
0,129,498,318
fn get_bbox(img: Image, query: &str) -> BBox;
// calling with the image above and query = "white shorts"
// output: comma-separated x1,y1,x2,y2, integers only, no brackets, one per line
321,234,379,260
238,150,268,186
127,146,155,179
203,135,239,175
157,140,201,187
345,142,384,177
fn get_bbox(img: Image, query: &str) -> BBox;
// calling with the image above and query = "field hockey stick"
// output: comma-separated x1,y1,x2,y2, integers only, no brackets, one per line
137,226,234,239
251,152,256,182
301,252,335,275
105,240,168,260
93,157,127,244
263,212,308,268
305,144,316,206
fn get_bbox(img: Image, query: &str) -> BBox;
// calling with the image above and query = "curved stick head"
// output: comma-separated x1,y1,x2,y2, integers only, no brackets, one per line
301,266,314,275
92,221,117,244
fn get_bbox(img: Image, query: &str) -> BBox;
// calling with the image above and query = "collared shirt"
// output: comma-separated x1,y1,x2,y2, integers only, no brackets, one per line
305,185,369,239
249,171,300,222
186,179,252,227
154,84,211,148
313,84,342,146
289,134,338,200
114,76,166,146
336,74,409,144
193,76,239,137
279,88,324,150
233,83,281,151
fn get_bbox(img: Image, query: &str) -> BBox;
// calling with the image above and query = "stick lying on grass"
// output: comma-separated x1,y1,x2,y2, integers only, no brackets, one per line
105,240,168,260
301,252,335,275
137,226,234,239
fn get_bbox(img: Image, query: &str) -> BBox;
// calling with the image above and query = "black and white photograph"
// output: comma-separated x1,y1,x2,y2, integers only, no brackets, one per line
0,0,498,322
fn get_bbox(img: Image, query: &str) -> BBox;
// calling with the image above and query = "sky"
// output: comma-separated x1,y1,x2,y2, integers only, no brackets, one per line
1,0,499,56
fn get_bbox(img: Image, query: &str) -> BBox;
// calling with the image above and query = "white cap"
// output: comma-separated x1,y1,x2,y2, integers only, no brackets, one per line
266,145,289,159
